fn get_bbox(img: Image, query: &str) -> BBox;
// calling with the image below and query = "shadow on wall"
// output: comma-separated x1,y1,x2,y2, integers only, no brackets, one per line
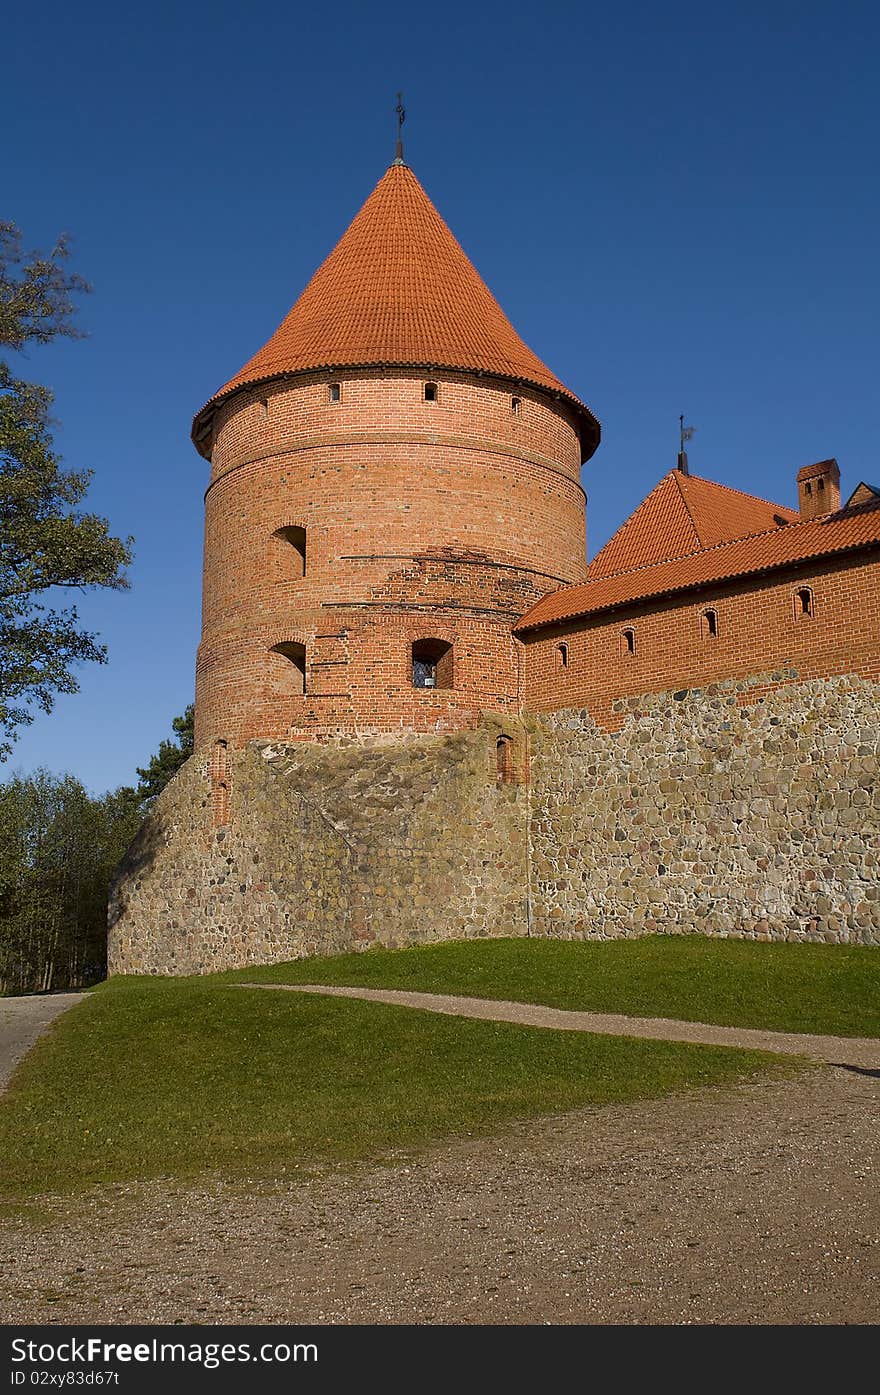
108,716,531,976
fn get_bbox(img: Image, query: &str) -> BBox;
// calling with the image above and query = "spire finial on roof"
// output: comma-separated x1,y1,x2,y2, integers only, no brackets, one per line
678,414,695,475
393,92,406,165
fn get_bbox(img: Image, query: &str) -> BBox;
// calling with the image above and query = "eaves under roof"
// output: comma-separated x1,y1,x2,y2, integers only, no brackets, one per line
192,163,600,461
516,498,880,633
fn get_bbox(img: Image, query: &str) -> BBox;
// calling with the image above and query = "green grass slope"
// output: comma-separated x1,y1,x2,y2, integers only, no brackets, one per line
0,975,784,1198
222,935,880,1037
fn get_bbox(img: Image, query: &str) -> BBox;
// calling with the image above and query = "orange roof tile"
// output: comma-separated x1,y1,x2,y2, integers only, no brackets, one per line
516,499,880,632
589,470,798,580
192,163,599,459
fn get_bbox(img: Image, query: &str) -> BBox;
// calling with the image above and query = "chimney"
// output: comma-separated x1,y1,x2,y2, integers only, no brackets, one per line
796,459,840,520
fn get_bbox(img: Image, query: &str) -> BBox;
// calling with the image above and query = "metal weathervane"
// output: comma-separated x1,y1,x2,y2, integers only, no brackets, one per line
678,414,696,475
394,93,406,164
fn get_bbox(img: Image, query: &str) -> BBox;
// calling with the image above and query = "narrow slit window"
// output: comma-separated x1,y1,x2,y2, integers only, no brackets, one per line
260,398,269,418
274,525,306,579
328,383,341,403
210,739,230,826
496,735,514,784
412,638,453,689
795,587,814,618
703,609,718,639
511,396,522,416
556,642,569,668
621,628,635,657
271,641,306,695
424,382,438,403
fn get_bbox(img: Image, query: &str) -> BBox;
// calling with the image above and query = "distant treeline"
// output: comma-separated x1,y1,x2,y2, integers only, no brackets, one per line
0,706,193,995
0,772,142,993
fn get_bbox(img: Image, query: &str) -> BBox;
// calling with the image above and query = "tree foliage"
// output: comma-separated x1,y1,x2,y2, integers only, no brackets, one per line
0,771,142,993
135,703,194,802
0,705,195,992
0,220,132,759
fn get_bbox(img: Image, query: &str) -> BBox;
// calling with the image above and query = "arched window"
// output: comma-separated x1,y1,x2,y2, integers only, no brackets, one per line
259,398,269,418
702,608,718,639
412,638,453,689
556,642,569,668
274,525,306,579
496,735,514,784
424,382,438,403
795,587,814,619
621,628,635,657
271,641,306,695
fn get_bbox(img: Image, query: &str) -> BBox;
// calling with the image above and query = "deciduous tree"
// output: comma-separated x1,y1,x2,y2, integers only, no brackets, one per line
0,221,132,758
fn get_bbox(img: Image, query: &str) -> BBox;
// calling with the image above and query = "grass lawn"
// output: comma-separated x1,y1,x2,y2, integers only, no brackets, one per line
221,935,880,1037
0,974,785,1199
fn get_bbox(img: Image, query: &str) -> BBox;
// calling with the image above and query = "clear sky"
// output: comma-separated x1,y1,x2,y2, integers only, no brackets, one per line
3,0,878,793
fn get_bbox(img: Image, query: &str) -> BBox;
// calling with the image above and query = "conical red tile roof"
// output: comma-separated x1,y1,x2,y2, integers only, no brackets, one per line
192,163,599,458
589,470,799,579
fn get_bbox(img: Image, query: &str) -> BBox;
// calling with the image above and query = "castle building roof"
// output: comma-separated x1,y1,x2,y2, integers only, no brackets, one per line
192,163,599,460
588,470,799,580
516,482,880,632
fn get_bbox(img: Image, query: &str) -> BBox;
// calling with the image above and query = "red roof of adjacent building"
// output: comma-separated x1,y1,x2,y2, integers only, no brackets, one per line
192,163,599,459
516,493,880,632
588,470,799,580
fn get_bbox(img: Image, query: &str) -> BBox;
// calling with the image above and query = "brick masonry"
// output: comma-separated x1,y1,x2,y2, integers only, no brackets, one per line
108,160,880,973
197,368,586,747
521,552,880,727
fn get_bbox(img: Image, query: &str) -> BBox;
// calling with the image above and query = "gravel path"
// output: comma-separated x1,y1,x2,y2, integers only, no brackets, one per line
238,983,880,1069
1,1068,877,1325
0,992,85,1095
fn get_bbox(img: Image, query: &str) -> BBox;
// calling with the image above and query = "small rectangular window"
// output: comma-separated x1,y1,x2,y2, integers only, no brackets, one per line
424,382,438,403
328,383,341,403
511,397,522,415
274,525,306,579
412,637,452,688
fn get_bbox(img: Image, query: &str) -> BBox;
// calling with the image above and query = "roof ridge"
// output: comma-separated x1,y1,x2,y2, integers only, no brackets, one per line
516,503,880,632
684,470,798,518
589,471,702,574
583,503,849,587
671,470,704,547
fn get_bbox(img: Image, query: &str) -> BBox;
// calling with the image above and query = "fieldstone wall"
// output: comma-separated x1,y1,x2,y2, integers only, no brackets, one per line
109,716,528,975
110,674,879,975
528,673,880,945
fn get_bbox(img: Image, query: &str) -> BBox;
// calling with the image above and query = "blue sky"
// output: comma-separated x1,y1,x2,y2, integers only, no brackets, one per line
4,0,878,792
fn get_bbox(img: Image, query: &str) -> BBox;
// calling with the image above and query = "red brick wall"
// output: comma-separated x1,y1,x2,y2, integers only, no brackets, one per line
522,550,880,726
196,368,586,747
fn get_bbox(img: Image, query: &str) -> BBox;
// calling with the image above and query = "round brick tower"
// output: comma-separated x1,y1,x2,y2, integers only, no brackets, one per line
191,161,599,748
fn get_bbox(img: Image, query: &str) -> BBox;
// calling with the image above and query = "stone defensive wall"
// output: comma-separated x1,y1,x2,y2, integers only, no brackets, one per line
529,672,879,945
109,717,530,975
109,674,879,974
